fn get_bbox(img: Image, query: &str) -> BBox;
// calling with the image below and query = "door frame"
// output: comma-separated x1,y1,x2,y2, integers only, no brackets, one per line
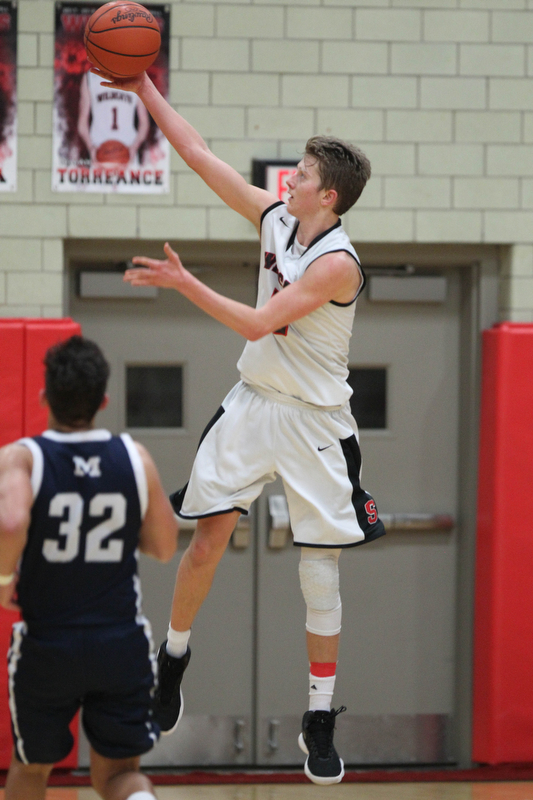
64,239,501,768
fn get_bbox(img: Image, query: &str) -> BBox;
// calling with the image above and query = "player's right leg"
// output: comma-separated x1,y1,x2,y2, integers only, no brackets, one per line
153,510,240,734
90,749,155,800
171,510,241,632
155,382,277,734
4,755,53,800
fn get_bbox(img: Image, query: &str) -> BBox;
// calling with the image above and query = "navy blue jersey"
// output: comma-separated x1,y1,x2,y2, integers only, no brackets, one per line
16,430,148,629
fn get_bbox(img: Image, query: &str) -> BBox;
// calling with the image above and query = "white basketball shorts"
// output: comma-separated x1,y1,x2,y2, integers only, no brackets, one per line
173,381,385,548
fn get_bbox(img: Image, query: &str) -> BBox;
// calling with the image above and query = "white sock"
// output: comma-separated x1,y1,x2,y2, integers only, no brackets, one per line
309,673,336,712
166,625,191,659
127,792,155,800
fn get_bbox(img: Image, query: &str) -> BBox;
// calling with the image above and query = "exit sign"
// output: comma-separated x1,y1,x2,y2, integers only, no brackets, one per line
252,160,298,204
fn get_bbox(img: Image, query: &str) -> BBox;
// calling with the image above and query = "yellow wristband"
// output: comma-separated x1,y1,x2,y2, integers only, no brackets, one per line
0,573,15,586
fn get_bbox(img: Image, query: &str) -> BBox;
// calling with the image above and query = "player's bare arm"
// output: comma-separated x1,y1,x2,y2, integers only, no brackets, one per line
90,68,276,231
135,441,179,562
77,73,96,162
129,99,150,162
125,243,361,341
0,444,33,611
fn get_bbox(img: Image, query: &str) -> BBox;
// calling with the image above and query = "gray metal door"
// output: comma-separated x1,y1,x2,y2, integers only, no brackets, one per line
254,270,461,766
69,255,258,767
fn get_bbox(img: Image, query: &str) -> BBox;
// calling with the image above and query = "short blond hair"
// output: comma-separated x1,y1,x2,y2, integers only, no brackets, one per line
305,135,371,216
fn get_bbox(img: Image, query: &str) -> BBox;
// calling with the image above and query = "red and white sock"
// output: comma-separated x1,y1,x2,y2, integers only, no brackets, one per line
309,661,337,712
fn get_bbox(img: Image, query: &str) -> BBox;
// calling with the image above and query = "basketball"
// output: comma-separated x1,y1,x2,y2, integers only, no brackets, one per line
84,1,161,78
95,139,130,164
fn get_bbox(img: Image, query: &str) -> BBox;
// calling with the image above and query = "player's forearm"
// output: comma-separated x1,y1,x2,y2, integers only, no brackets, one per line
0,531,25,576
0,451,32,570
176,271,268,340
0,496,29,567
0,502,28,574
137,75,210,168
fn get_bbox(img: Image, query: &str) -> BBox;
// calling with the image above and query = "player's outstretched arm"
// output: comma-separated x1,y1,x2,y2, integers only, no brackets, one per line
77,73,96,162
90,69,276,230
135,442,178,562
0,444,32,611
125,243,361,340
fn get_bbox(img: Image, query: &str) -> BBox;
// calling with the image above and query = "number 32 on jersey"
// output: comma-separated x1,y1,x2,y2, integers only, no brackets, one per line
43,492,127,563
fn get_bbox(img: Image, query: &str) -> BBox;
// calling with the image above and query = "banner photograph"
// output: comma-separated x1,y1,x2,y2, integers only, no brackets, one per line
52,2,170,194
0,1,17,192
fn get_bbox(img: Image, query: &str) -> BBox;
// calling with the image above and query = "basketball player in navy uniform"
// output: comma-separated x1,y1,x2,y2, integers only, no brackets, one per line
92,66,385,785
0,336,178,800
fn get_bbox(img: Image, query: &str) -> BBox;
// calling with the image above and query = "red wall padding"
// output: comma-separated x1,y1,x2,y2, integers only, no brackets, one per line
0,322,24,447
473,323,533,763
0,318,81,769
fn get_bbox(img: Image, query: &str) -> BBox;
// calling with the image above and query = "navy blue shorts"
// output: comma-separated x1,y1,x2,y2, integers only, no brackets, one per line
8,620,160,764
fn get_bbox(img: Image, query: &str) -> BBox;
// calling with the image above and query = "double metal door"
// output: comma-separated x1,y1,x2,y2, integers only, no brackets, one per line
69,251,462,767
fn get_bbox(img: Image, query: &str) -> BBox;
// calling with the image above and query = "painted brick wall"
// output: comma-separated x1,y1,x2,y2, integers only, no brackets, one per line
1,0,533,317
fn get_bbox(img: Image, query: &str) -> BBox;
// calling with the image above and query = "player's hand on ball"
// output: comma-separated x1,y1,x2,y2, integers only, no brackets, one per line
90,67,147,94
125,243,187,291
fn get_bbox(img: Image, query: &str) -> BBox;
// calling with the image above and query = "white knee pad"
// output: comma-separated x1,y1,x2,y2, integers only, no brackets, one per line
299,549,342,636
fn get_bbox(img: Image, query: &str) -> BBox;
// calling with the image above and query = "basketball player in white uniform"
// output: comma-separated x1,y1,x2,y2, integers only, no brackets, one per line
78,70,149,164
92,65,385,785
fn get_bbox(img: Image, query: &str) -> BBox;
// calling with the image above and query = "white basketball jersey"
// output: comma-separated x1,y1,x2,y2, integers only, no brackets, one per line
87,70,138,148
237,201,364,408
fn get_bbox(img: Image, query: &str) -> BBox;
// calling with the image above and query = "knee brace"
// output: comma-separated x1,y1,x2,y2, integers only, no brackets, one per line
299,549,342,636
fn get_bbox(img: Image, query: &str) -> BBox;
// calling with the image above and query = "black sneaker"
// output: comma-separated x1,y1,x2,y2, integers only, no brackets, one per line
298,706,346,785
153,641,191,735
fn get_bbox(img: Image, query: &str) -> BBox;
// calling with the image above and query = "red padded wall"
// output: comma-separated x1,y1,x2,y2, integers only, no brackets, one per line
473,323,533,763
0,321,24,447
0,319,81,769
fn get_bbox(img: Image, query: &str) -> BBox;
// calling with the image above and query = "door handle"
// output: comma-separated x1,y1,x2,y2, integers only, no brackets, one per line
234,718,245,752
231,514,251,549
268,719,280,751
380,513,454,532
267,494,290,549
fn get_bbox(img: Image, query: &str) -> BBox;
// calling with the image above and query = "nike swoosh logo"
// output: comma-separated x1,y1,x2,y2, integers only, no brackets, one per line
318,445,333,451
280,217,290,227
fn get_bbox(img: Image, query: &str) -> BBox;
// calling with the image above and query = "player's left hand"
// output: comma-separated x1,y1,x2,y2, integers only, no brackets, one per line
125,243,189,291
89,67,147,95
0,575,20,612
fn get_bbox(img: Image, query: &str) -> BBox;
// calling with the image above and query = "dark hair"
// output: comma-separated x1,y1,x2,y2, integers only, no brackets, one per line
44,336,110,426
304,135,371,216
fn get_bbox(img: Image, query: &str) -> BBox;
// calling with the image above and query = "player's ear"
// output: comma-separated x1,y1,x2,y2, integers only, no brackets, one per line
99,394,110,411
39,389,48,408
322,188,338,209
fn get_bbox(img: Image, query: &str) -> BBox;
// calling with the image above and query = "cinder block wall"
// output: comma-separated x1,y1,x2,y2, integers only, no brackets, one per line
1,0,533,319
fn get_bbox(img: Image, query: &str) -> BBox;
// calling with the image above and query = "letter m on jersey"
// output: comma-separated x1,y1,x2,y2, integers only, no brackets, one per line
73,456,102,478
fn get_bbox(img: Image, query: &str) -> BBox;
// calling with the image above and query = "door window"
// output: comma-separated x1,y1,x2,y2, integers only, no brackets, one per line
348,367,387,430
126,365,183,428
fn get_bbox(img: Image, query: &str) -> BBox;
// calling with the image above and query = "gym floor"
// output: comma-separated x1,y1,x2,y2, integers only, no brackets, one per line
1,783,532,799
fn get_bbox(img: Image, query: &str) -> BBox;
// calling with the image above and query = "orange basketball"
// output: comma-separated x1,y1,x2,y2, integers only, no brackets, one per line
96,139,130,164
84,1,161,78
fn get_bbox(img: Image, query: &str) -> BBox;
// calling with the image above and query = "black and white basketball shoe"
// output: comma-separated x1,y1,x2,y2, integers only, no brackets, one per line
298,706,346,785
153,641,191,735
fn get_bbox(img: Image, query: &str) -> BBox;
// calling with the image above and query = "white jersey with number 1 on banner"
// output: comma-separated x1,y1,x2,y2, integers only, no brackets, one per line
87,70,138,148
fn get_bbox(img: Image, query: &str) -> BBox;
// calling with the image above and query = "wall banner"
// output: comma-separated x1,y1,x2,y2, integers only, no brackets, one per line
52,2,170,194
0,1,17,192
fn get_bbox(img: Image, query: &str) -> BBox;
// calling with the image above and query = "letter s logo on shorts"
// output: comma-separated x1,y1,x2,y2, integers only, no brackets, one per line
365,499,378,525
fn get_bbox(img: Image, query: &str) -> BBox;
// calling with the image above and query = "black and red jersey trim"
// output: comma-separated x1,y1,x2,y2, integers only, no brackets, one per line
260,200,284,231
